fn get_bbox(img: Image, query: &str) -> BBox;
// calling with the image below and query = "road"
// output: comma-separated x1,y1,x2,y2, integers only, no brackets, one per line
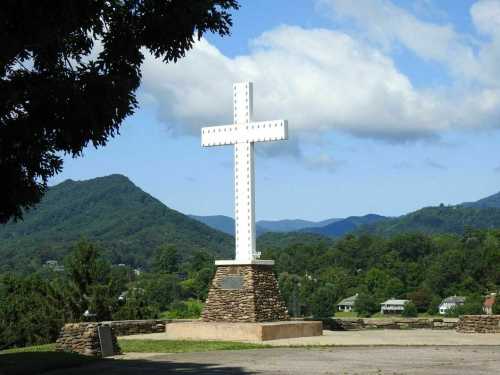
46,346,500,375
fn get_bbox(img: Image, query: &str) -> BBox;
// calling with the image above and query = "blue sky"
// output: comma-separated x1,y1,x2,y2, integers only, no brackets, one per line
51,0,500,220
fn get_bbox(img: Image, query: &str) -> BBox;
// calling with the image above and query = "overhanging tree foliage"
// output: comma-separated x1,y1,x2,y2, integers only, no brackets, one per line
0,0,239,223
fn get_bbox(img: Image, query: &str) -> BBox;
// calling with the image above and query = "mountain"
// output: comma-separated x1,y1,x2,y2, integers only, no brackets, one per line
462,191,500,209
189,215,236,236
257,232,334,251
188,215,268,236
257,218,341,232
302,214,387,237
0,175,233,273
359,205,500,236
189,215,341,235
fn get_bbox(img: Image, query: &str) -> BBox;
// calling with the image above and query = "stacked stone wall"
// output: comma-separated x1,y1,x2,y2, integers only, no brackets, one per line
102,319,167,336
202,264,288,322
456,315,500,333
55,323,120,357
317,318,457,331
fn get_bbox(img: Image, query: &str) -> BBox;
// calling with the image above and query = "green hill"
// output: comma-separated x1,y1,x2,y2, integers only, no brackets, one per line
257,232,333,251
0,175,233,273
301,214,387,237
360,205,500,236
462,191,500,209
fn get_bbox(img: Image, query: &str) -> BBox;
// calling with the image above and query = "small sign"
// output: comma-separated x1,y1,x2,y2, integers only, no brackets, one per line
220,275,244,290
97,326,114,357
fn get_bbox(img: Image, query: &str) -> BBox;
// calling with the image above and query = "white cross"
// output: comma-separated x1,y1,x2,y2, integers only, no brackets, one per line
201,82,288,265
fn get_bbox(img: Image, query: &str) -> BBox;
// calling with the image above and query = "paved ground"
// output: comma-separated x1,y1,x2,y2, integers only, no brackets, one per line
45,346,500,374
120,329,500,346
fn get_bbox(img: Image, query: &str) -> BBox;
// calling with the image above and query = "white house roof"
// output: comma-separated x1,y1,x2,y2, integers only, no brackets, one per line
441,296,465,304
381,299,409,305
338,294,358,306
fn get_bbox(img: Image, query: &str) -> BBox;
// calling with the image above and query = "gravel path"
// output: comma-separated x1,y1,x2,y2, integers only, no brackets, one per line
46,346,500,375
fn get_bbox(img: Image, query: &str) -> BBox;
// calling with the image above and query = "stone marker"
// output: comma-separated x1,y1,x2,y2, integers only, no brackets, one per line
97,325,115,357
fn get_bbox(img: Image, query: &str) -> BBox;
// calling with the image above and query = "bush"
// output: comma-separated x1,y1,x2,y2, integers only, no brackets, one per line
445,295,484,317
354,293,379,317
0,274,63,349
310,286,336,318
401,302,418,317
164,299,203,319
113,289,159,320
427,295,442,315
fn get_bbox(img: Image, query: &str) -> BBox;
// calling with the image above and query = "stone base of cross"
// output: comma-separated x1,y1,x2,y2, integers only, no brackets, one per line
201,82,288,266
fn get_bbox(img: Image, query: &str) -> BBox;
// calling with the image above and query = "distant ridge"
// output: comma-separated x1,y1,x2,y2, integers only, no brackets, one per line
359,205,500,236
257,218,341,232
0,175,233,273
462,191,500,209
301,214,387,237
189,215,341,236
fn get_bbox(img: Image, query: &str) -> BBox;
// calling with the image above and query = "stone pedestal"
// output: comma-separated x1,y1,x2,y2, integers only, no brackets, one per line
201,262,289,322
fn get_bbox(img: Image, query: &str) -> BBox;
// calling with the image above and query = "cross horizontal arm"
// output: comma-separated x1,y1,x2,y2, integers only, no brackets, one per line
201,120,288,147
201,124,238,147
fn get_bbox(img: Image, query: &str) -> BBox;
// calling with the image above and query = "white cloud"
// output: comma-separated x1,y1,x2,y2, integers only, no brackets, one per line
138,3,500,169
317,0,480,80
142,26,455,141
471,0,500,36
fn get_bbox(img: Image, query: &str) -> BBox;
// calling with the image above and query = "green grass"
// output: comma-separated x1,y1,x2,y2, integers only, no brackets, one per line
335,311,358,318
118,339,269,353
0,345,96,375
0,343,56,354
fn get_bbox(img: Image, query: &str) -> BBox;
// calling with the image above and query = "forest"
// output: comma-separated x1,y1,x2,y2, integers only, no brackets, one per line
1,228,499,350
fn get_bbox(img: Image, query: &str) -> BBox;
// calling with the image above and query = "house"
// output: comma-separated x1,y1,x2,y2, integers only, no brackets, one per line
380,299,409,314
337,294,358,312
439,296,466,315
44,259,65,272
483,294,496,315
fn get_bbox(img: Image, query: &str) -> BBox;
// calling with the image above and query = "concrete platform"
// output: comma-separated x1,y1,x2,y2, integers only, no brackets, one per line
163,321,322,341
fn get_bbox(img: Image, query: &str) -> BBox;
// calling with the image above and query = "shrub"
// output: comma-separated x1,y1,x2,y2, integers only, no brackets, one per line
427,295,442,315
354,293,379,317
164,299,203,319
445,294,484,317
402,302,418,317
310,286,336,318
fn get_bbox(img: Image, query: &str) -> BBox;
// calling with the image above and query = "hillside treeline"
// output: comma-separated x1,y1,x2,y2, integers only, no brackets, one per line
265,228,499,317
1,229,499,349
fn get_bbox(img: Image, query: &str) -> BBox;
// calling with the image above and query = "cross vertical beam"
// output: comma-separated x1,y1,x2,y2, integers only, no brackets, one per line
233,82,256,262
200,82,288,265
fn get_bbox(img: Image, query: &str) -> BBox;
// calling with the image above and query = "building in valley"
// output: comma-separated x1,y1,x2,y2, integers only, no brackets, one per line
337,294,358,312
380,299,410,314
439,296,466,315
483,294,496,315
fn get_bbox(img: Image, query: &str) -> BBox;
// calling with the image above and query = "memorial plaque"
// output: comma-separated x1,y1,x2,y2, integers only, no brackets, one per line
97,325,114,357
220,275,244,289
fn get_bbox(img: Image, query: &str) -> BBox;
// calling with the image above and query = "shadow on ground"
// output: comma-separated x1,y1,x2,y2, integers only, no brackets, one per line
0,352,255,375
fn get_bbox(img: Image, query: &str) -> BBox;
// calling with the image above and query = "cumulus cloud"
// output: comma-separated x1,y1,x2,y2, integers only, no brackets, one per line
471,0,500,36
317,0,480,80
143,26,453,140
138,1,500,169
